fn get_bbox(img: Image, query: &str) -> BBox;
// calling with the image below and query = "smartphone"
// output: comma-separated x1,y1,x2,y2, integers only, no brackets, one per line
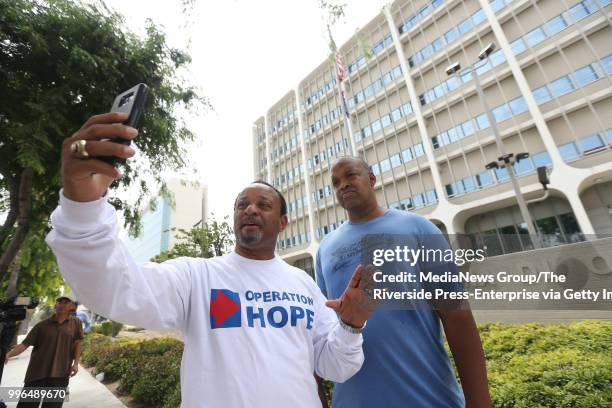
99,83,149,165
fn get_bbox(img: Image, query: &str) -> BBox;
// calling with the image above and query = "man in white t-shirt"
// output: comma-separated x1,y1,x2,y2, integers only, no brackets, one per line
45,112,372,408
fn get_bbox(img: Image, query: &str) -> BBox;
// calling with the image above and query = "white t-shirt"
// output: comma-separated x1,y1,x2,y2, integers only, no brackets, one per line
46,192,363,408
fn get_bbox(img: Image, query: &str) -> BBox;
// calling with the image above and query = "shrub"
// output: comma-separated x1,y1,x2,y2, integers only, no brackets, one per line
83,321,612,407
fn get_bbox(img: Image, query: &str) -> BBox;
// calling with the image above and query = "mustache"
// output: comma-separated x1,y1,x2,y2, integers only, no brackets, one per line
240,217,263,227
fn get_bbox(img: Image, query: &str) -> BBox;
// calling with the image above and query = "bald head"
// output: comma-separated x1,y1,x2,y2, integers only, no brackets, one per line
331,156,371,174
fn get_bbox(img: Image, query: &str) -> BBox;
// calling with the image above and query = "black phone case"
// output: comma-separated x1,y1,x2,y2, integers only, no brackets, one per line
99,83,149,166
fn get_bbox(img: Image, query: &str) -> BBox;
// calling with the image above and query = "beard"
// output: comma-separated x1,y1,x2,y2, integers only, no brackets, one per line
237,228,263,245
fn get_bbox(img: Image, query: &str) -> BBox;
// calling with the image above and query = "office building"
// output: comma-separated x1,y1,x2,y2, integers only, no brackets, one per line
124,179,208,262
253,0,612,279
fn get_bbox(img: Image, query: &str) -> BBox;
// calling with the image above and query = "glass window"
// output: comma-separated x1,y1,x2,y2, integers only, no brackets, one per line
413,194,425,208
492,104,512,123
475,59,492,75
472,9,486,26
532,151,552,168
513,156,534,175
440,131,450,146
458,17,473,34
402,103,412,116
546,15,567,36
510,38,527,55
392,65,402,78
426,190,437,204
382,72,393,86
390,153,402,168
509,97,528,115
414,143,425,157
446,76,459,91
549,76,574,97
482,229,503,256
559,213,582,242
371,119,382,134
607,129,612,145
558,142,580,162
532,86,552,105
445,28,459,44
476,171,493,187
432,38,443,52
568,2,589,22
495,167,509,181
500,225,523,253
464,176,476,192
402,147,414,162
600,55,612,75
381,114,392,128
371,163,380,175
584,0,600,12
476,113,490,130
462,120,476,137
490,0,505,12
363,125,372,139
446,183,456,198
447,127,462,142
391,108,402,122
432,136,440,149
379,158,391,173
525,27,547,47
459,69,473,83
536,216,563,247
489,50,506,67
579,133,604,153
574,64,599,87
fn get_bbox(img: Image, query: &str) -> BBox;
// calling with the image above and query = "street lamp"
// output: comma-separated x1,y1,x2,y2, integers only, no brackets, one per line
446,42,541,248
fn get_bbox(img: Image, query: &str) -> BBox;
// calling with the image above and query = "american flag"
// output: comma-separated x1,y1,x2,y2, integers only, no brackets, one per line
335,50,345,82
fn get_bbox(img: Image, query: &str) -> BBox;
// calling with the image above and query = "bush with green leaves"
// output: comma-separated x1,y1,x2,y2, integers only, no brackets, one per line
82,335,183,407
83,321,611,407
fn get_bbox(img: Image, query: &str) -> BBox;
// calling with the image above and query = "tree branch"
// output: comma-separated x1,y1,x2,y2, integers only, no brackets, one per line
0,167,20,249
0,168,33,282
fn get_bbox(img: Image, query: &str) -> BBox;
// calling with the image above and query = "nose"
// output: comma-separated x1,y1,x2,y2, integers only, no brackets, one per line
244,203,259,215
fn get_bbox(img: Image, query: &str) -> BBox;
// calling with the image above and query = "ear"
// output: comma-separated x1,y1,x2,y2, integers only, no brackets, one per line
369,172,376,188
279,214,288,232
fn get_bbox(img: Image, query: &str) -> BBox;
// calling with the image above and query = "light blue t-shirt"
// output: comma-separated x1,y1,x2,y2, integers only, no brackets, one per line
316,209,465,408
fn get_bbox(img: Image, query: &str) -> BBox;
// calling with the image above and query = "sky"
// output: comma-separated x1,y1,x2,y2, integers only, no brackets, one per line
100,0,385,220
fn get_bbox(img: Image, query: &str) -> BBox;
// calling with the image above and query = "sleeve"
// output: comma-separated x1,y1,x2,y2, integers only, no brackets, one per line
45,190,192,331
315,248,328,298
74,318,84,341
22,323,40,347
310,283,364,383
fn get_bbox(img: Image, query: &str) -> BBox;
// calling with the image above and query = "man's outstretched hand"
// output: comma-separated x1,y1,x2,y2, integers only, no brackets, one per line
61,112,138,202
325,264,377,329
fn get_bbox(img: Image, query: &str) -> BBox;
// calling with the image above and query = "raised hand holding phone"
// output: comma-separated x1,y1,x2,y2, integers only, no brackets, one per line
61,84,148,202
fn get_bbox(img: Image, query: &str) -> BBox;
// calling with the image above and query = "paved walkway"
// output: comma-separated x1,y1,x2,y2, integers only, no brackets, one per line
1,336,126,407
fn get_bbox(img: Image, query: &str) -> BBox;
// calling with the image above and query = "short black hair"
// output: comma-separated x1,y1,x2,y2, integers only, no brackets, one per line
331,156,372,174
234,181,288,216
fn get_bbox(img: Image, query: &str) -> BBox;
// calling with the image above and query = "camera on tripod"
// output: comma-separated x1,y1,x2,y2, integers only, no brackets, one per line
0,296,39,390
0,297,39,324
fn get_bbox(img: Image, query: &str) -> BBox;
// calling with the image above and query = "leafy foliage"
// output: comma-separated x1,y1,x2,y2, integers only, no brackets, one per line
0,0,207,299
151,215,234,262
82,335,183,407
82,321,612,407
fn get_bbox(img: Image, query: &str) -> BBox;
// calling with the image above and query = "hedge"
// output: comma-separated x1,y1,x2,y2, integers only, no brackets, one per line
82,320,612,407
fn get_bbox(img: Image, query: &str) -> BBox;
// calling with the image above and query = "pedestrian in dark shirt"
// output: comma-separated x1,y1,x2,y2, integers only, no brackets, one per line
5,294,84,408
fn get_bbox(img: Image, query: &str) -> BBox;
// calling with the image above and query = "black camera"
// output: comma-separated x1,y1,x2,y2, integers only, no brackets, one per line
0,296,38,386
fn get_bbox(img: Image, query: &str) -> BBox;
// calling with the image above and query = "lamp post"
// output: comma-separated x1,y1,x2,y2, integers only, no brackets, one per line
446,42,540,248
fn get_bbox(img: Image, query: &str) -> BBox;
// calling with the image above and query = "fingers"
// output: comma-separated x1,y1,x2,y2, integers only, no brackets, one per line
325,299,341,312
66,158,123,180
79,112,128,130
348,264,363,289
73,122,138,142
76,140,136,160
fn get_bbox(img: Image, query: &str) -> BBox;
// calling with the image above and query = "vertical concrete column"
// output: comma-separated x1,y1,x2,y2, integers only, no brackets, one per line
263,114,272,184
295,86,319,248
382,5,452,207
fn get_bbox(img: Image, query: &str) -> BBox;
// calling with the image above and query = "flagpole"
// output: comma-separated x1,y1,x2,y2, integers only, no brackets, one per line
327,25,357,157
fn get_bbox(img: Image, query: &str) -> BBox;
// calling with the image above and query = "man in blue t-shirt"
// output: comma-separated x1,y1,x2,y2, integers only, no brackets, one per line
316,157,491,408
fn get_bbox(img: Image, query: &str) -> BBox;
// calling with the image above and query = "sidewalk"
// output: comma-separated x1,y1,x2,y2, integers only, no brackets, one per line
1,336,126,408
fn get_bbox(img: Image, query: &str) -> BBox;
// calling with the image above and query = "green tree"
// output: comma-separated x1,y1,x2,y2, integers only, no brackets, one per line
0,0,208,298
152,216,234,262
